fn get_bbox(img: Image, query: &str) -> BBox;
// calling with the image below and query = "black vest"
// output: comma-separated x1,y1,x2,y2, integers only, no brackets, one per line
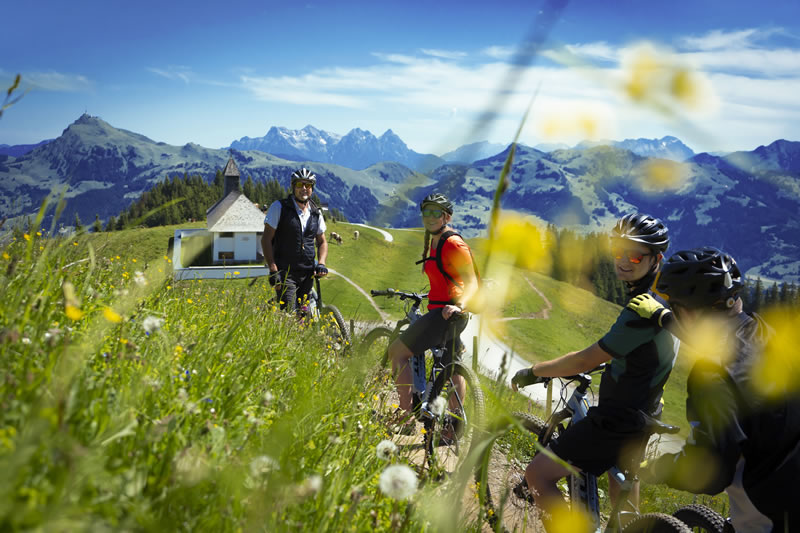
273,196,320,272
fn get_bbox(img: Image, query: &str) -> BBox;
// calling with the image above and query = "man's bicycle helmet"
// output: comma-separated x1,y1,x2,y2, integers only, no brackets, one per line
612,213,670,253
420,193,454,215
655,247,744,310
290,168,316,187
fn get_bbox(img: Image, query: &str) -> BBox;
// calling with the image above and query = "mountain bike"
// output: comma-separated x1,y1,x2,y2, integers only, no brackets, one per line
361,288,485,474
253,272,351,352
302,276,351,351
475,365,689,532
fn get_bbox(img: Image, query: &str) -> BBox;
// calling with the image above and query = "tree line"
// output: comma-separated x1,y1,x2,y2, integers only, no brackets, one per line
98,171,347,231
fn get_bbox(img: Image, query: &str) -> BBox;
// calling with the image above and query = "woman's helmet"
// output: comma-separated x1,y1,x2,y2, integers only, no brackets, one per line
290,168,316,188
655,247,744,309
612,213,670,253
420,193,454,215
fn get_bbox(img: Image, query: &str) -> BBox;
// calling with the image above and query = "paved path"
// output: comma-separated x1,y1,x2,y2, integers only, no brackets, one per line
351,223,393,242
328,268,390,322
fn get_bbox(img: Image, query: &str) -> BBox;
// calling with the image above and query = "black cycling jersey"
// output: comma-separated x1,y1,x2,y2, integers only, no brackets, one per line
597,289,679,416
652,312,800,531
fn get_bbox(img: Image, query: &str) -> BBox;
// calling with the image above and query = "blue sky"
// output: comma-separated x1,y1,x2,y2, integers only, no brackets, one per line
2,0,799,155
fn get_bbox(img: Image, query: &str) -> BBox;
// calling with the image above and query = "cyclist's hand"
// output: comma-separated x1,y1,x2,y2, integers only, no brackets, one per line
268,270,282,288
627,294,671,326
442,304,462,320
315,263,328,277
511,367,540,391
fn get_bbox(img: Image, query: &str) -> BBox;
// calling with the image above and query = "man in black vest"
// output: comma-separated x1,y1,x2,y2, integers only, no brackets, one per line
260,168,328,312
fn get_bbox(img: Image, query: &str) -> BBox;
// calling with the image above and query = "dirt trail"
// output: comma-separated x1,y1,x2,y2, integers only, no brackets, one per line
497,275,553,322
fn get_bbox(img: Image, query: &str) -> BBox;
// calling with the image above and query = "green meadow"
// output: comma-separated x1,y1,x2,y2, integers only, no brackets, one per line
0,220,727,532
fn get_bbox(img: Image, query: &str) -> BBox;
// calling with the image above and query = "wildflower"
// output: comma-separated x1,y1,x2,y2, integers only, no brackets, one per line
65,304,84,321
187,298,193,304
133,271,147,287
142,316,164,334
234,271,240,276
21,337,31,345
2,252,9,260
376,439,398,461
296,474,323,498
23,234,30,241
379,464,418,500
103,307,122,323
250,455,279,477
430,396,447,417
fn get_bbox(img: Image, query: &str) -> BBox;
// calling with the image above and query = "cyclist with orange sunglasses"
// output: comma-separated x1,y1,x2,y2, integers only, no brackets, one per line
511,213,678,530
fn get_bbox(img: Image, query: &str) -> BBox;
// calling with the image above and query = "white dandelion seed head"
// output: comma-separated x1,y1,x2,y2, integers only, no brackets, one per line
133,271,147,287
431,396,447,417
249,455,279,477
376,439,398,461
21,337,31,345
142,316,164,333
379,464,418,500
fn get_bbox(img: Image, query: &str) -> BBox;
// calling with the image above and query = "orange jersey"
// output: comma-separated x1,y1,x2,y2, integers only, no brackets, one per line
424,235,474,309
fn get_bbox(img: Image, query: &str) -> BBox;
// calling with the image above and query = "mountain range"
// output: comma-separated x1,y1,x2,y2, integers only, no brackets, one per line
1,114,798,283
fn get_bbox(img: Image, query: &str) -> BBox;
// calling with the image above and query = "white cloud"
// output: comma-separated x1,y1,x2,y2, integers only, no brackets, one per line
147,66,194,83
420,48,468,60
680,28,763,51
236,31,800,153
19,71,92,92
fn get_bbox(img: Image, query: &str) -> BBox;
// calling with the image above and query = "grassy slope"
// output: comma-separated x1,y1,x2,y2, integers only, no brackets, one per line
104,222,697,428
0,223,725,531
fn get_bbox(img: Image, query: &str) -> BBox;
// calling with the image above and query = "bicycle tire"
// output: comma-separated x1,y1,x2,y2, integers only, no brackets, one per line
320,303,351,349
360,326,393,367
623,512,692,533
672,504,726,533
425,361,485,476
471,411,553,532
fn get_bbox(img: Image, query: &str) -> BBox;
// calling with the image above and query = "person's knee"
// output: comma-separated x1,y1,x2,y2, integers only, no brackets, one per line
389,340,411,364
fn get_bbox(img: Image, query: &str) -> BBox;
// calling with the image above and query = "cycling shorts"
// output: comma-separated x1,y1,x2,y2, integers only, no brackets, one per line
397,308,468,364
548,406,650,477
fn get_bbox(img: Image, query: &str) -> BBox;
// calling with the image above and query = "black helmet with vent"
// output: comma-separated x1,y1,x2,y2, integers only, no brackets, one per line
420,193,454,215
655,247,744,309
612,213,670,253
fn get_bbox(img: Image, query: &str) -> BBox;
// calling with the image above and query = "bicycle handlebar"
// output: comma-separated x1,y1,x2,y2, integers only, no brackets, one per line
370,288,427,303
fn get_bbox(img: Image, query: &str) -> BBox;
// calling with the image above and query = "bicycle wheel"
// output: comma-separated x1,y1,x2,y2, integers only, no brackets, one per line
472,411,553,532
361,327,399,417
623,512,692,533
672,504,726,533
425,361,485,475
320,303,351,351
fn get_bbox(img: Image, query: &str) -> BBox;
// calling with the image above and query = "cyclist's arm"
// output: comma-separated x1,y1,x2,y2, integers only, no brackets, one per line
532,342,612,378
316,232,328,266
261,224,278,272
444,238,479,310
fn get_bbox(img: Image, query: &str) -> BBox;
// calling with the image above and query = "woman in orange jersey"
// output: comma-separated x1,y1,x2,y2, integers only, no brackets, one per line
387,193,479,435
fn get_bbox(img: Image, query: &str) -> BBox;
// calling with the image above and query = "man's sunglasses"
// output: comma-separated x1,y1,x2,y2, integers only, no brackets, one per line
421,208,444,218
295,181,314,189
612,247,652,264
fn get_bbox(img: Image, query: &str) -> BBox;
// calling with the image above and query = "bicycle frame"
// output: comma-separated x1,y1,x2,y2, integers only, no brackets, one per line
537,367,645,533
370,288,466,423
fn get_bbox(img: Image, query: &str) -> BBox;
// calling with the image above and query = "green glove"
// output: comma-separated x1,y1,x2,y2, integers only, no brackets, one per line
627,294,671,327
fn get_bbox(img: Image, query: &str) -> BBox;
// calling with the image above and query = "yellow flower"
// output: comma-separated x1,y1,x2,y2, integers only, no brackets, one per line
2,252,9,260
187,298,193,304
73,241,78,246
120,338,129,345
65,304,84,321
103,307,122,323
36,232,42,236
132,258,137,263
23,234,30,241
234,271,240,275
167,285,172,290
